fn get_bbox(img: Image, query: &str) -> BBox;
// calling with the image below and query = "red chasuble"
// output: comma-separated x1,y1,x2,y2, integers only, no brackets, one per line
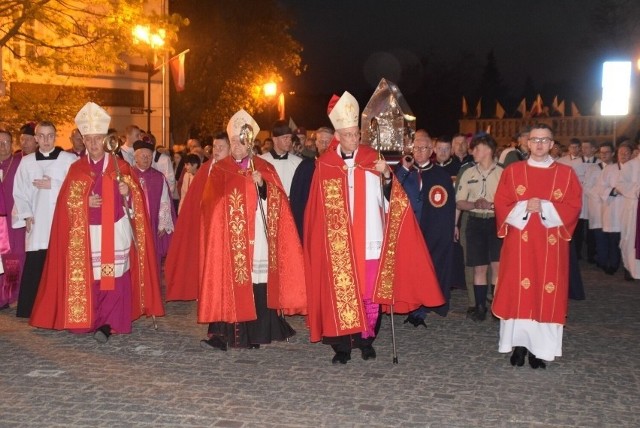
304,145,444,342
492,161,581,324
197,156,306,323
29,157,164,330
165,159,211,301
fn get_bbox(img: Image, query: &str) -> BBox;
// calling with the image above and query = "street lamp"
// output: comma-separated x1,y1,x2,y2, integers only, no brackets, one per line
263,81,278,127
263,82,277,98
132,25,166,133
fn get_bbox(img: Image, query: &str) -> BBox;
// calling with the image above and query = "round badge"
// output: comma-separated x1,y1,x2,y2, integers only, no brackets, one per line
429,185,448,208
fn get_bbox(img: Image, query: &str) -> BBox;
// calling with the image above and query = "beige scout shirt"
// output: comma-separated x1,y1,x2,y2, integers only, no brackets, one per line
456,163,503,215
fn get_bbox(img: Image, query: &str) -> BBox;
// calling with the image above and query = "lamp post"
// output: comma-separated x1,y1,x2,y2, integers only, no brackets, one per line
132,25,165,133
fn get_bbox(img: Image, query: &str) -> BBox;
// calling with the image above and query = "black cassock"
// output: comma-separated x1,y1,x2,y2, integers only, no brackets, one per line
396,163,456,316
289,157,316,241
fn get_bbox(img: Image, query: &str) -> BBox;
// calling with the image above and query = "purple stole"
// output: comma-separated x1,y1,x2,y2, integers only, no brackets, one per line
0,154,24,306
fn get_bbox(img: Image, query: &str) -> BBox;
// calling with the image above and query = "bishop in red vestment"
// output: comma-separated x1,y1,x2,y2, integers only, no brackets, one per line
492,123,581,368
29,102,164,342
198,110,306,351
304,92,444,364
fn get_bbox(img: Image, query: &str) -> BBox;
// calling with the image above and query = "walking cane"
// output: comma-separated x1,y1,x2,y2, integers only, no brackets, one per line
102,134,157,330
370,118,398,364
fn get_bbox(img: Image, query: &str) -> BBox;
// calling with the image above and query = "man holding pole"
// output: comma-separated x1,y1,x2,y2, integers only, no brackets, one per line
303,91,444,364
29,102,164,342
198,110,306,351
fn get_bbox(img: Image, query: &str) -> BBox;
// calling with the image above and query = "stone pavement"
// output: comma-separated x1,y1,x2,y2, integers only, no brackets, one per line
1,262,639,427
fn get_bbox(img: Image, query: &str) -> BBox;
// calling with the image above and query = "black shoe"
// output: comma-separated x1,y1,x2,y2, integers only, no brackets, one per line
331,351,351,364
0,303,9,311
200,336,228,351
248,344,261,349
470,307,487,322
624,269,635,281
403,315,427,328
466,307,476,318
528,353,547,369
510,346,527,366
605,267,616,275
587,258,596,265
361,345,377,361
93,324,111,343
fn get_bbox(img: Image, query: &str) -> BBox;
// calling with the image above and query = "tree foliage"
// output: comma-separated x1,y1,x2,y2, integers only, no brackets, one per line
169,0,303,141
0,0,187,130
1,0,185,71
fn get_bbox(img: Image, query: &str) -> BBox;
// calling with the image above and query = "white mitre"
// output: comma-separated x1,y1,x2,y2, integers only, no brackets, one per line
75,102,111,135
227,109,260,140
328,91,359,130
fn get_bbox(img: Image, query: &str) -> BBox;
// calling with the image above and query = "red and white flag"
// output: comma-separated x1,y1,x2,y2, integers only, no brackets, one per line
169,51,186,92
277,93,285,120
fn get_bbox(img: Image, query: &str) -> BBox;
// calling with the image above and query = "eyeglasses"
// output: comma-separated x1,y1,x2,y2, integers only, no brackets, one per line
414,146,433,152
528,137,553,145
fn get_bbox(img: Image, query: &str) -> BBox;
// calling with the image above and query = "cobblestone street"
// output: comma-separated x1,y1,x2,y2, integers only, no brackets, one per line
1,261,639,427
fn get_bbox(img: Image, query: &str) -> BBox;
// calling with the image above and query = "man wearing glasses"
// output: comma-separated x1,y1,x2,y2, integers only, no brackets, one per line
14,121,77,318
304,92,443,364
396,129,456,328
493,123,581,369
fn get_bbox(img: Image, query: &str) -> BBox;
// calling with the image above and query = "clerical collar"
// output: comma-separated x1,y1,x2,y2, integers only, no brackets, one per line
234,156,250,169
417,161,432,170
436,157,452,167
89,155,106,165
338,147,357,160
35,146,63,160
582,156,595,163
527,156,553,168
270,149,288,160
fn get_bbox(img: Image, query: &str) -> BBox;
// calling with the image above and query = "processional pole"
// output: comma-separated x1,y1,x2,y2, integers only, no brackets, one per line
370,117,398,364
102,134,157,330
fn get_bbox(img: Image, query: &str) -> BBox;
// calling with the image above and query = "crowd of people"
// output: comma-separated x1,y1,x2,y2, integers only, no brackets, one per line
0,93,634,370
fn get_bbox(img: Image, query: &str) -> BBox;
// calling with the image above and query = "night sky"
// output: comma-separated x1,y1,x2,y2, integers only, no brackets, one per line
278,0,610,134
